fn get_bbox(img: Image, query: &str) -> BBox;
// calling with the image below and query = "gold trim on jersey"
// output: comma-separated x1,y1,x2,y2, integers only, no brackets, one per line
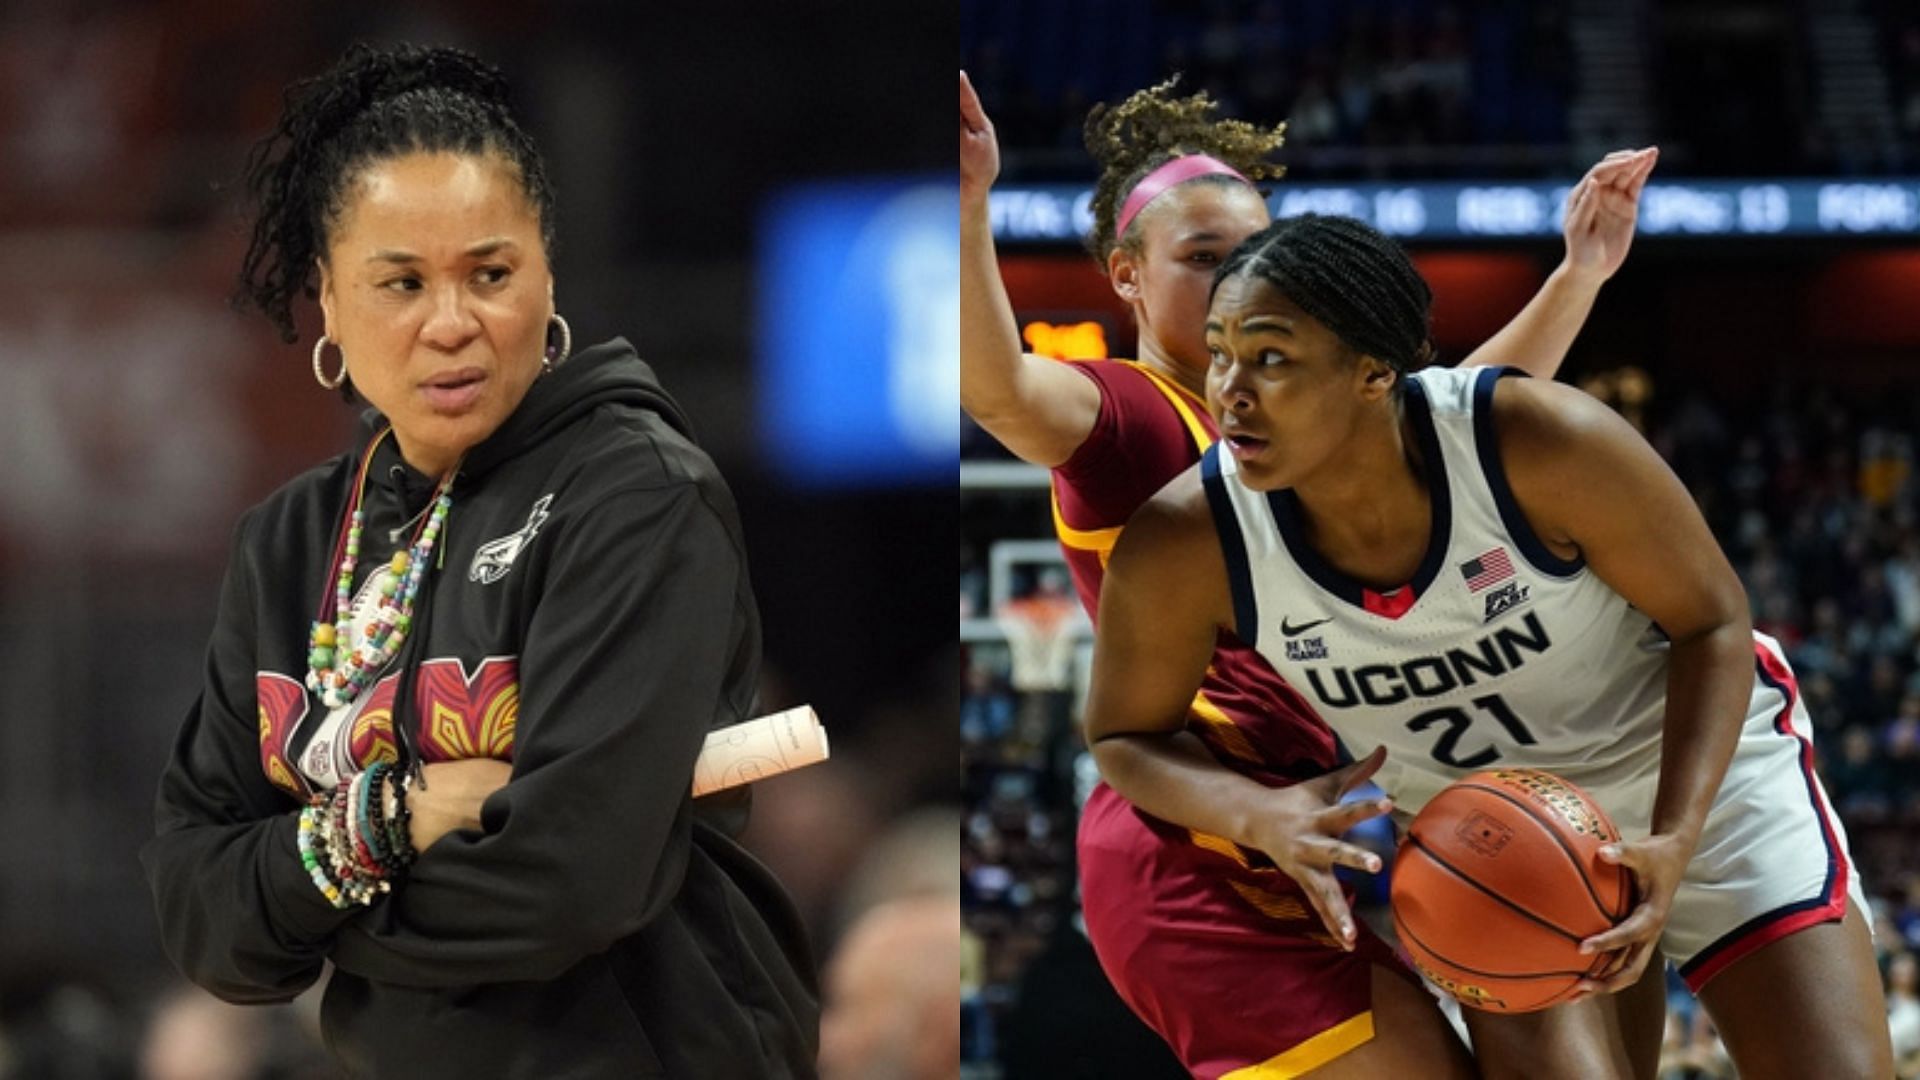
1221,1010,1377,1079
1187,828,1252,868
1227,879,1310,922
1117,359,1215,453
1049,489,1123,555
1189,688,1264,764
1180,689,1271,877
1048,359,1214,562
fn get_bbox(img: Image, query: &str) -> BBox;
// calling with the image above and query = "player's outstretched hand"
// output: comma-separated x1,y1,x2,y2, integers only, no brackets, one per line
960,70,1000,206
1247,746,1394,952
1574,830,1691,996
1562,146,1657,285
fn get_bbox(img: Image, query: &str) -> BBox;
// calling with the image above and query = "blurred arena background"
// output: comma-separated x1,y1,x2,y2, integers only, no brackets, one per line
962,1,1920,1077
0,3,956,1077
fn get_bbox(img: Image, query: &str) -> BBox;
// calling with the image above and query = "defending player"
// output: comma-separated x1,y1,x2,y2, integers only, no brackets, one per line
962,71,1655,1077
1084,212,1892,1078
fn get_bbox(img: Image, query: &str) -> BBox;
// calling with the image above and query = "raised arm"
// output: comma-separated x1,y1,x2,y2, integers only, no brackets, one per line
1493,373,1753,992
1460,148,1657,379
1083,470,1391,946
960,70,1101,467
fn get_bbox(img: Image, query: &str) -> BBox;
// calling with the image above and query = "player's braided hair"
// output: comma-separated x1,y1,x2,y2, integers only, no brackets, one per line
236,42,557,342
1083,76,1287,264
1212,213,1436,377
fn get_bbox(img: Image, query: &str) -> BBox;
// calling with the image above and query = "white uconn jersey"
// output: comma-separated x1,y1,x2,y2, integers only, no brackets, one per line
1207,366,1864,981
1206,366,1691,834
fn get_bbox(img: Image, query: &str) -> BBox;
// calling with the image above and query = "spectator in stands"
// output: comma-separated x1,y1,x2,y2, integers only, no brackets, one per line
819,896,962,1080
1827,724,1894,820
1888,948,1920,1077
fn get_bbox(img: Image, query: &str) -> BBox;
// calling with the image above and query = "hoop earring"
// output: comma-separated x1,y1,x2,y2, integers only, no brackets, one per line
543,313,572,373
312,334,347,391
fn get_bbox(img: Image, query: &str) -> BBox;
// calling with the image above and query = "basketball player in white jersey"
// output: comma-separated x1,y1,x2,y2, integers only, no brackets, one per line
1083,213,1892,1078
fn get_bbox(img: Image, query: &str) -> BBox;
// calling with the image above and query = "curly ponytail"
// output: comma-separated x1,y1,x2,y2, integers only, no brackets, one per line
235,42,557,342
1082,76,1287,265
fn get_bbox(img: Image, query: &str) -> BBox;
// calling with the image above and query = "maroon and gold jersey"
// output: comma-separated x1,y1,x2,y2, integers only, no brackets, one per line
1053,359,1336,783
1054,359,1384,1078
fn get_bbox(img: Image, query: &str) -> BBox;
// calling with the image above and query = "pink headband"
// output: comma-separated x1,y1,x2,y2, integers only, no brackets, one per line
1114,154,1252,239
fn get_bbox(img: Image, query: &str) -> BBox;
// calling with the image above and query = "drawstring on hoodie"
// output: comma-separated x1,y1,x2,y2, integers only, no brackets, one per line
378,459,456,793
387,473,452,793
386,465,437,541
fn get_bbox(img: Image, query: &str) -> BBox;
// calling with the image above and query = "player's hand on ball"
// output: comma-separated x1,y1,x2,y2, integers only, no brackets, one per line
1574,830,1691,995
1248,745,1394,951
959,71,1001,204
1562,146,1657,284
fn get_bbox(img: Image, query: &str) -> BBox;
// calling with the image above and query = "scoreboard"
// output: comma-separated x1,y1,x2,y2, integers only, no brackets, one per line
990,179,1920,245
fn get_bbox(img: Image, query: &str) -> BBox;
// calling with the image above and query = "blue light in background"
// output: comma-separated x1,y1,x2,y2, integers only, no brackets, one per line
756,178,959,488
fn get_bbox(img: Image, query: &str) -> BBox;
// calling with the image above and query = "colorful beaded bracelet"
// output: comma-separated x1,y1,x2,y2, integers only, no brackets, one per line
297,802,349,910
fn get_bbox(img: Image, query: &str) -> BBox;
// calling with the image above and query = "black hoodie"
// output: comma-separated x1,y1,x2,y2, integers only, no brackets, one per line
142,341,820,1077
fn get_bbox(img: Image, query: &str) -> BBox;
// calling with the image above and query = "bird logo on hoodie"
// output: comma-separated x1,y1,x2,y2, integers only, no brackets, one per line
470,494,553,584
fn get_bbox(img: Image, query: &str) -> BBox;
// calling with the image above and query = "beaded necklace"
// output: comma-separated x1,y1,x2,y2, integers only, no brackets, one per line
305,429,457,709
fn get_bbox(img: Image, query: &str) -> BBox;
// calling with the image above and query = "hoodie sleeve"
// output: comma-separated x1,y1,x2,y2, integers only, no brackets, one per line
325,477,754,987
140,513,361,1002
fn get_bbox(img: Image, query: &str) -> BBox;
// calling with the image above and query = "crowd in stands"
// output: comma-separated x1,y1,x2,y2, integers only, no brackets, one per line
966,0,1570,179
1882,0,1920,164
967,0,1920,181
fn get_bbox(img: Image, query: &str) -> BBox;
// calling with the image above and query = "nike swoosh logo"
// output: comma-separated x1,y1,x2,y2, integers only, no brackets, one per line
1281,616,1332,637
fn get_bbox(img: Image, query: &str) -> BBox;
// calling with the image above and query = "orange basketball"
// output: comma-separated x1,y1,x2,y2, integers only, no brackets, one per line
1389,768,1634,1013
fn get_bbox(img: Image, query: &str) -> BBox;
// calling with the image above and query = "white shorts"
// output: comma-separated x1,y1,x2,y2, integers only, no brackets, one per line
1659,635,1866,991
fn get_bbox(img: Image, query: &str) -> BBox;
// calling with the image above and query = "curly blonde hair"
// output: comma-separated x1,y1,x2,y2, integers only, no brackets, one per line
1083,76,1287,264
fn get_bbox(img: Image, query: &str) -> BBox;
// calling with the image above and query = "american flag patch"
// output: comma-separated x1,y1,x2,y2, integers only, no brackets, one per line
1460,548,1514,592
